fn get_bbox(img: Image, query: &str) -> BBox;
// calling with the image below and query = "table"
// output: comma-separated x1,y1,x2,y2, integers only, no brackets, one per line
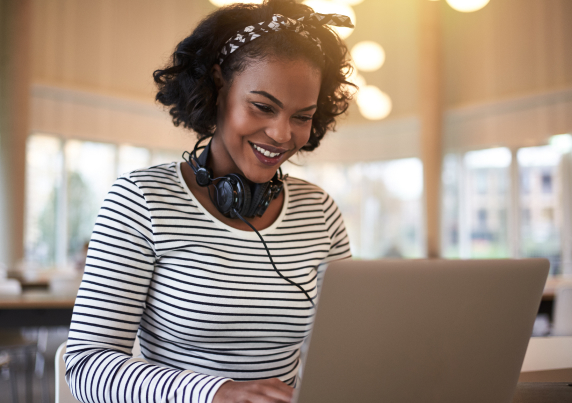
0,291,76,328
512,383,572,402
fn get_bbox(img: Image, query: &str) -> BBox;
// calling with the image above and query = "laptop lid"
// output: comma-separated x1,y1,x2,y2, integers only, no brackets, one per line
295,259,549,403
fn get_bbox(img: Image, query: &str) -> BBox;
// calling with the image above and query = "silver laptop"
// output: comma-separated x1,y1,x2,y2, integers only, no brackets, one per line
295,259,549,403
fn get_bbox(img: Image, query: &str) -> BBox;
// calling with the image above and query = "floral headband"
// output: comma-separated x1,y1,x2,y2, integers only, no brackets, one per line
218,13,354,65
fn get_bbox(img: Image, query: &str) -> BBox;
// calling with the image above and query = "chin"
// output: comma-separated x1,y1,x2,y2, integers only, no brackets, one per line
243,166,281,184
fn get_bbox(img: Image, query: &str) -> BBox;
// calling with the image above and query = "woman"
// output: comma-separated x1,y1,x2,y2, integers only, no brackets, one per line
64,1,353,402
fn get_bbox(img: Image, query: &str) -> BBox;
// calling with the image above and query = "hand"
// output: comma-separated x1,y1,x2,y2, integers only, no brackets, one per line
213,378,294,403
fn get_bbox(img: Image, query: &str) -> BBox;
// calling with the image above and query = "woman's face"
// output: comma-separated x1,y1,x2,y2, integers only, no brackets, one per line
212,57,322,184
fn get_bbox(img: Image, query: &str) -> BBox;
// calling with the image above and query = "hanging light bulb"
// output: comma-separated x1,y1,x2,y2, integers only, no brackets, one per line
303,1,356,39
446,0,490,12
332,0,364,5
351,41,386,72
357,86,392,120
343,63,366,96
209,0,262,7
348,71,366,89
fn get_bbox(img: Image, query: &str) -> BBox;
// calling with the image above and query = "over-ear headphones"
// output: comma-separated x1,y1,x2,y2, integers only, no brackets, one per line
183,137,285,219
182,137,315,308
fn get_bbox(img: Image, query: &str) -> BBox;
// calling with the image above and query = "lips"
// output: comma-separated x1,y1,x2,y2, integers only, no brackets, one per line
249,142,288,166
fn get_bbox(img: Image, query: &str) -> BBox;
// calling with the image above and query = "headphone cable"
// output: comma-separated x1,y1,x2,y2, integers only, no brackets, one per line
233,208,316,309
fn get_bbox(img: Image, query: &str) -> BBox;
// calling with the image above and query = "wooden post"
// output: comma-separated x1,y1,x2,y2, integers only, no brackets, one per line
419,0,444,258
0,0,32,267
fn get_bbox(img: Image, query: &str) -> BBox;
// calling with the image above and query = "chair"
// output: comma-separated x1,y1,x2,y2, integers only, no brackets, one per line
552,283,572,336
0,350,19,403
55,342,77,403
55,337,141,403
0,329,40,403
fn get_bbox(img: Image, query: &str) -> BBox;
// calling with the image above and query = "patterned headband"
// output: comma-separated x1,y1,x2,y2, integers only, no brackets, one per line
218,13,354,65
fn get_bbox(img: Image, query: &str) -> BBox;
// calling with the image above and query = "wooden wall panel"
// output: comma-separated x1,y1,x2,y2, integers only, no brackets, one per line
31,0,213,101
347,0,420,121
443,0,572,107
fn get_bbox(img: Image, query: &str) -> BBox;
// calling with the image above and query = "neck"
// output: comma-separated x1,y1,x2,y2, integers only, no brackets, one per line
208,134,244,180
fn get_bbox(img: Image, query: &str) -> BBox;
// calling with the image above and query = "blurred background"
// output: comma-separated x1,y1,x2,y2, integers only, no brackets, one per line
1,0,571,401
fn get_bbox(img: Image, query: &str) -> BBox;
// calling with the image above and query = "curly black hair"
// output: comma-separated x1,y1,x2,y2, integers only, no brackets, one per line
153,0,355,152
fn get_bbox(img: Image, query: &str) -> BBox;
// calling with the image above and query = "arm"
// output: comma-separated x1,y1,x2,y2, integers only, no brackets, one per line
64,175,229,403
321,193,352,264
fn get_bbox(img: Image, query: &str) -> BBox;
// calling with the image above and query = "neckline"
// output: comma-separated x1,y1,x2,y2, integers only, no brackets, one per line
176,162,289,238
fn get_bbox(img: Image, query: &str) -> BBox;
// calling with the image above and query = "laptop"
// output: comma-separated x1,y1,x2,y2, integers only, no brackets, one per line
295,259,549,403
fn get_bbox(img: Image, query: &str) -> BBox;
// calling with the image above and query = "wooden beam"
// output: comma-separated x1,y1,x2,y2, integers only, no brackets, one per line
0,0,32,266
419,0,444,258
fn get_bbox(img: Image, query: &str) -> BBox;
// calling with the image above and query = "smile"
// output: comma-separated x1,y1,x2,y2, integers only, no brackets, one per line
249,142,288,166
253,144,282,158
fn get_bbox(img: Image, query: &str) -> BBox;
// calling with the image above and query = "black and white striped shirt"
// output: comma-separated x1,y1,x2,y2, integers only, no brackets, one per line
64,162,351,403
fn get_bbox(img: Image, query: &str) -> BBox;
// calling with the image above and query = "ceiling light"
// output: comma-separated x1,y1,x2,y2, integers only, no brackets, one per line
343,65,365,96
351,41,386,72
303,1,356,39
356,86,392,120
446,0,490,12
332,0,364,5
209,0,262,7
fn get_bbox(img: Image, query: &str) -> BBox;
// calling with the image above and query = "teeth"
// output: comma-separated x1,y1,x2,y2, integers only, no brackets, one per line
254,144,280,158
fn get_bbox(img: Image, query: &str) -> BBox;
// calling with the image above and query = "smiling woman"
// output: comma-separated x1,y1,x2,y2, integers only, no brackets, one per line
63,1,354,403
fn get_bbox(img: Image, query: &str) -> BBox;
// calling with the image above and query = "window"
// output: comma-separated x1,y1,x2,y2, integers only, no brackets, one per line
441,154,460,257
477,209,487,230
65,140,117,264
463,148,512,258
517,145,562,274
475,170,488,194
285,158,424,259
520,170,531,194
24,135,63,265
444,137,572,275
117,145,151,176
521,208,531,226
541,172,552,194
25,134,181,268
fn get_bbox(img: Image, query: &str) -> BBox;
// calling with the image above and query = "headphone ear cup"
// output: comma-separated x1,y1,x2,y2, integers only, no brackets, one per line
213,179,235,217
233,174,251,217
248,182,271,217
219,174,251,218
195,167,212,187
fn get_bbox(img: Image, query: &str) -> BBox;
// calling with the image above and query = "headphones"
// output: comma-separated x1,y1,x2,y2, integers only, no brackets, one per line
182,137,315,308
183,137,285,219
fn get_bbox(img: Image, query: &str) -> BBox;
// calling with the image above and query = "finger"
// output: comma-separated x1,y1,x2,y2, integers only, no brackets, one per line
260,379,295,402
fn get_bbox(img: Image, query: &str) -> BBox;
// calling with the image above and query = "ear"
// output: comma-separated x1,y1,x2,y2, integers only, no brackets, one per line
211,64,226,92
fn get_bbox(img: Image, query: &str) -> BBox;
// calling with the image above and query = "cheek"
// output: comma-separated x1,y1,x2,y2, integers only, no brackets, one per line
227,106,261,137
294,125,313,149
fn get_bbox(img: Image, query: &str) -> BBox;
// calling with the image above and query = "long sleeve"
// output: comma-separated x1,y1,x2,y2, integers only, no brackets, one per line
64,175,229,403
321,193,352,263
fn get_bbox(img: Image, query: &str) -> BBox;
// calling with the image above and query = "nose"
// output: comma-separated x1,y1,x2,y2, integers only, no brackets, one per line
265,116,292,144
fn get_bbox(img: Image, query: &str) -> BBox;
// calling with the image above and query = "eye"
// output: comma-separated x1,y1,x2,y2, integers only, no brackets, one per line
253,103,273,114
294,115,313,123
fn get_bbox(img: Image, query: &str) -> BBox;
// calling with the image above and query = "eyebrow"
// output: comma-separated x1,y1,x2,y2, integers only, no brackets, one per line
250,91,317,113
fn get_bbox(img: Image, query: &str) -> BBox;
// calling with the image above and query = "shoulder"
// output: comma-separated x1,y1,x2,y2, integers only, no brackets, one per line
284,175,338,213
285,175,329,202
112,162,185,200
123,162,180,184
